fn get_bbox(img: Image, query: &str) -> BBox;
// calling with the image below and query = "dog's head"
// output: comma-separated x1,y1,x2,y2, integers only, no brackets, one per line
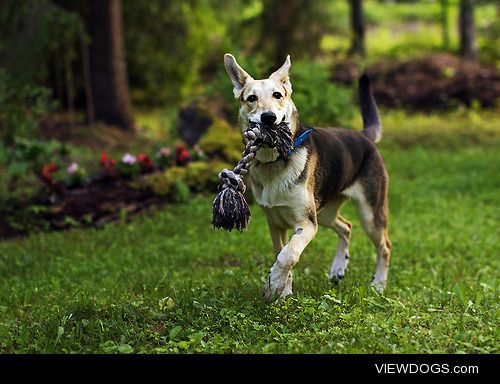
224,54,297,162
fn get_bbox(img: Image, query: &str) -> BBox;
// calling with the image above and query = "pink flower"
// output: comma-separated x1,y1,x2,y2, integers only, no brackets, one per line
67,162,79,174
122,154,137,165
158,147,171,157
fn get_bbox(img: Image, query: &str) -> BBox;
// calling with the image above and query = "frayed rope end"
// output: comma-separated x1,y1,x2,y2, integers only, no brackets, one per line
211,187,250,231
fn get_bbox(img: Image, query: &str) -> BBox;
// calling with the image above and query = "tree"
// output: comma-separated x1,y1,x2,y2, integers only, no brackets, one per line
349,0,365,58
88,0,134,130
458,0,478,61
258,0,331,68
440,0,450,51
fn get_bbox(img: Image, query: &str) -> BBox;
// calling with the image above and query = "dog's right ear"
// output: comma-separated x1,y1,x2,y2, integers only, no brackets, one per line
224,54,253,99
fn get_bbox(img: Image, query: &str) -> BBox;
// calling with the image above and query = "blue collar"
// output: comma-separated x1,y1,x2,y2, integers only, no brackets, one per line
287,129,313,156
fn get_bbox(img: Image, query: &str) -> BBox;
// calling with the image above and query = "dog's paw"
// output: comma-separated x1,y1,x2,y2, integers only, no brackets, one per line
371,271,387,293
329,253,349,284
371,278,386,293
263,264,292,303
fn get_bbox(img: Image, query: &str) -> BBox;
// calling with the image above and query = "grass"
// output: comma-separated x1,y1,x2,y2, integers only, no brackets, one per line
0,111,499,354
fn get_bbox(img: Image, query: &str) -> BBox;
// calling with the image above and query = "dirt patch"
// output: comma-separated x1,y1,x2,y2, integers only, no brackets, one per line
332,54,500,111
0,176,172,241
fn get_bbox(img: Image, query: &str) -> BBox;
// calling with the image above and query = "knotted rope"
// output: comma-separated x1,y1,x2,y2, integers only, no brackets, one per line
212,122,294,231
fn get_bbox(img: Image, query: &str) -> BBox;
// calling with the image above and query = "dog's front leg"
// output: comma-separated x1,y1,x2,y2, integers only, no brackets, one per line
263,220,317,303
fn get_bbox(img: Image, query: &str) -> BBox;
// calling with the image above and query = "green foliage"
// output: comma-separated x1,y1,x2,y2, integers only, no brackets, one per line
145,167,187,197
477,4,500,67
123,0,238,106
143,159,230,198
184,160,231,192
291,61,356,128
171,179,191,203
6,138,68,177
198,118,244,163
0,71,57,144
0,0,84,86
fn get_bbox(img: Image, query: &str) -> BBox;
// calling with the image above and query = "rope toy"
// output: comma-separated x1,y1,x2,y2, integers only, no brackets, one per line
211,121,294,231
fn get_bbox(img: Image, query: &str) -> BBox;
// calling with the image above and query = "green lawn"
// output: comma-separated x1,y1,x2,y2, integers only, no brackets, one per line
1,111,499,354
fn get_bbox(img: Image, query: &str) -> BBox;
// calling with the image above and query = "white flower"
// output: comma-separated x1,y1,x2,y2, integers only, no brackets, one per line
67,162,79,174
122,154,137,164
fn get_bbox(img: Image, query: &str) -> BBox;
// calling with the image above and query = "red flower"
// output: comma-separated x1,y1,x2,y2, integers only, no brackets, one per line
40,163,62,191
99,152,116,177
41,162,57,180
100,152,116,169
47,163,57,173
138,153,154,171
100,152,109,166
175,145,190,165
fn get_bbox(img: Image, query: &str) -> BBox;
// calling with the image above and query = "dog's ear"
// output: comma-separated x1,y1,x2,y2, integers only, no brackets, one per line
269,55,292,95
224,54,253,99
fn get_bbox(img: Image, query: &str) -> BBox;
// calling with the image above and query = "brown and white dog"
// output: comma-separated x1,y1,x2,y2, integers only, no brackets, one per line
224,53,391,303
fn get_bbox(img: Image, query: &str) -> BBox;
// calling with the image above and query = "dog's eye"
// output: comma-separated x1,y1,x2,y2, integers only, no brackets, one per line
273,92,282,99
247,95,258,102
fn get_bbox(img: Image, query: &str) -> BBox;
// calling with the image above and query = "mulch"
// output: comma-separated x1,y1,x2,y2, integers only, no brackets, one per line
332,54,500,110
0,176,171,241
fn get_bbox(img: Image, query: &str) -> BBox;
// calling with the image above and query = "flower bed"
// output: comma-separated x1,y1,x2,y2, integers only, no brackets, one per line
0,142,233,239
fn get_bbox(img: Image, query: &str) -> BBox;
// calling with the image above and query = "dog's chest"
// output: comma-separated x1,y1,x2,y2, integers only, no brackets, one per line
249,148,308,208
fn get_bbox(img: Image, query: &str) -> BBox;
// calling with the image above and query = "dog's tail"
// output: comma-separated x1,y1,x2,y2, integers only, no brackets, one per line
359,71,382,143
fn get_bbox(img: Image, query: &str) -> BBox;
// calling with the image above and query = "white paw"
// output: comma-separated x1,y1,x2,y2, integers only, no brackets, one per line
329,253,349,283
372,268,387,293
263,263,291,303
371,274,387,292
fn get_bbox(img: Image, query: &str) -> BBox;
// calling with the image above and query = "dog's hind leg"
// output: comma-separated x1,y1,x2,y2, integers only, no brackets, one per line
263,219,317,303
352,183,391,292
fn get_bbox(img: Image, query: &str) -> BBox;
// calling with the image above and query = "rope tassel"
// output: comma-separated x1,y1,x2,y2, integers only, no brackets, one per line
211,122,294,231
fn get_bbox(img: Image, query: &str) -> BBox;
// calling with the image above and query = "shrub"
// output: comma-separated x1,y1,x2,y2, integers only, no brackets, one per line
184,159,232,192
145,166,187,197
171,179,190,203
291,61,356,128
0,71,57,145
198,118,244,163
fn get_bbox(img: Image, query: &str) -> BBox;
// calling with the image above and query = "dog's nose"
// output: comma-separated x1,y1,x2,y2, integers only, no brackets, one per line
261,112,277,125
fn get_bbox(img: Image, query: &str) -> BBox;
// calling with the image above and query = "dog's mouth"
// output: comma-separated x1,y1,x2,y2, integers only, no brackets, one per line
248,121,294,158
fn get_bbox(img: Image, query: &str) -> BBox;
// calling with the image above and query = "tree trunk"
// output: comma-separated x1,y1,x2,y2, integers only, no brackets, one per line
459,0,478,62
349,0,365,58
259,0,302,68
88,0,134,130
80,32,94,125
440,0,450,51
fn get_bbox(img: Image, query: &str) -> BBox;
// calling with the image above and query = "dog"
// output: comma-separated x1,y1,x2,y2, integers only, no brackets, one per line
224,53,391,303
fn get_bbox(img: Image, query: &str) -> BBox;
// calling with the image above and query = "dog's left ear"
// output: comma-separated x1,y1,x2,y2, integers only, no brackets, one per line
269,55,292,95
